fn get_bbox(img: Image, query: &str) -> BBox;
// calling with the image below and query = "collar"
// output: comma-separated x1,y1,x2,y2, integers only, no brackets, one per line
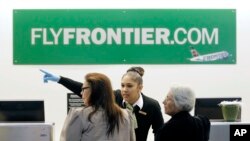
123,93,143,110
172,111,191,118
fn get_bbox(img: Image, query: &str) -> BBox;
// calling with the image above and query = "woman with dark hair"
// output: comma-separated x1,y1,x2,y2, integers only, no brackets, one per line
60,72,135,141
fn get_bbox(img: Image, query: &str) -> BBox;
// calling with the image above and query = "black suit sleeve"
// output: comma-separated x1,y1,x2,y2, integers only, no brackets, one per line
58,76,83,97
152,101,164,136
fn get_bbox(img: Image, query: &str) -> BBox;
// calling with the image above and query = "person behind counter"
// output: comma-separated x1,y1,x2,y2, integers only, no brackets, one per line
60,72,135,141
40,67,164,141
156,85,211,141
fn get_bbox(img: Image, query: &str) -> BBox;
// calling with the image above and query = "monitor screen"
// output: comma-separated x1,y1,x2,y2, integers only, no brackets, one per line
0,100,44,122
194,97,241,121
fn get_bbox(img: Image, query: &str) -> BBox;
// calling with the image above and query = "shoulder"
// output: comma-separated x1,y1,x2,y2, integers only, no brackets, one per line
142,93,160,106
68,107,96,118
194,115,211,128
141,94,163,118
194,115,210,124
68,107,83,115
65,107,86,122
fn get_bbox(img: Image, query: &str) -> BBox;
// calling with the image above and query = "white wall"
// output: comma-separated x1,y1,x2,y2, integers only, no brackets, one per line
1,0,250,141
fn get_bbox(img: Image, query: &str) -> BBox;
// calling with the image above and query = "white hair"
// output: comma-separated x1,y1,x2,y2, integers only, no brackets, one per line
170,85,196,112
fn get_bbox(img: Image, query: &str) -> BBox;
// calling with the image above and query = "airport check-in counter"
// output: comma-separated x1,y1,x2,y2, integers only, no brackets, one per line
0,122,54,141
209,122,250,141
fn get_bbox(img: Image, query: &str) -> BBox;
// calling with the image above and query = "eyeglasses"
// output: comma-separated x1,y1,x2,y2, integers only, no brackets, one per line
81,87,90,95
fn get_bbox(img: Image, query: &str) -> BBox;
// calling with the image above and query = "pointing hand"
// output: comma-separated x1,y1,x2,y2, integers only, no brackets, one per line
40,69,60,83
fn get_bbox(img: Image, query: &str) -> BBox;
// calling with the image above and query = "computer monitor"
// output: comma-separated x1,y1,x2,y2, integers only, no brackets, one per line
0,100,45,122
194,97,241,121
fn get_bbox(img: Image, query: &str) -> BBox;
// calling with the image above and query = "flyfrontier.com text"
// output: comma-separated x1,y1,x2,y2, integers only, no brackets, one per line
31,27,219,46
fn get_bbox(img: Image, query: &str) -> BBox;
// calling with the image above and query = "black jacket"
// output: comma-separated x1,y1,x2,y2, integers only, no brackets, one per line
156,111,211,141
59,76,164,141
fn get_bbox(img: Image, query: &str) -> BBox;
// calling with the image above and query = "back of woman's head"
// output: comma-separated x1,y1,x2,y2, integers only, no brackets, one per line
127,66,145,77
85,73,123,137
170,85,196,112
85,73,114,107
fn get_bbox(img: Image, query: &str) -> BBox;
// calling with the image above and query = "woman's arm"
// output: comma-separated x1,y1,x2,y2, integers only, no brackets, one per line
58,76,83,97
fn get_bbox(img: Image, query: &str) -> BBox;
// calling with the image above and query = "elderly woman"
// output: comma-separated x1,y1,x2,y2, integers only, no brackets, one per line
156,85,210,141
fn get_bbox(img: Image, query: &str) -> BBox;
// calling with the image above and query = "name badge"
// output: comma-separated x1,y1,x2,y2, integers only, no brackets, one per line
139,110,147,115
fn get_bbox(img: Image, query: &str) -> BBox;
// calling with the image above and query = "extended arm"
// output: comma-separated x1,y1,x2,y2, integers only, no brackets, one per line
40,69,83,97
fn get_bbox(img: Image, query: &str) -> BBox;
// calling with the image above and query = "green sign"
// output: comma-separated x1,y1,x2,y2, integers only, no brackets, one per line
13,9,236,64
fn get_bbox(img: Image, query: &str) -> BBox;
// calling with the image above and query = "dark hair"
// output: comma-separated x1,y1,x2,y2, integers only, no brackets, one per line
122,71,143,85
126,66,144,77
85,73,124,137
